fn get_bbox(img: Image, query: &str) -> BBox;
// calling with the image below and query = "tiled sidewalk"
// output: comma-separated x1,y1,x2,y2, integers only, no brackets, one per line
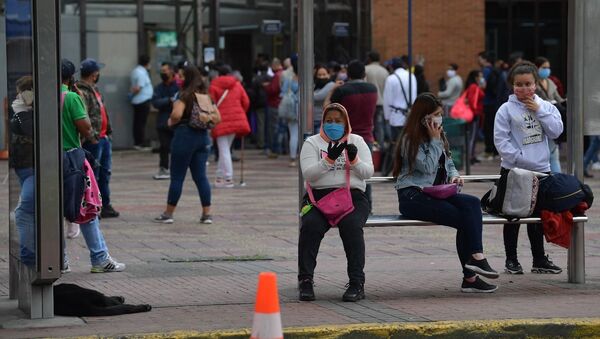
1,149,600,338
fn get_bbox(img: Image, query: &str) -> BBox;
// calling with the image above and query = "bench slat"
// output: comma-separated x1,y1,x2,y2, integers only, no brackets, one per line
365,214,588,227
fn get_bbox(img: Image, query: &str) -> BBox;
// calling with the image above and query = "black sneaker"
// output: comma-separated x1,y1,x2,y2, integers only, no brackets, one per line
464,258,499,279
505,258,524,274
298,279,315,301
461,276,498,293
532,255,563,274
101,205,120,218
342,282,365,302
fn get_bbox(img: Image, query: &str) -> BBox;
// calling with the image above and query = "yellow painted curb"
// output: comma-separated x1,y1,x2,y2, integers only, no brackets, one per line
66,318,600,338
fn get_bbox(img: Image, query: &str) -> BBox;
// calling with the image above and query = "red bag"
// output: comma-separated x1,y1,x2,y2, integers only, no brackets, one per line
450,92,475,123
306,152,355,226
422,183,459,199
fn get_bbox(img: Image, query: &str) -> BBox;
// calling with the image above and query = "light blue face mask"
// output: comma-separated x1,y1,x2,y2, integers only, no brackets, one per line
323,123,345,141
538,68,551,79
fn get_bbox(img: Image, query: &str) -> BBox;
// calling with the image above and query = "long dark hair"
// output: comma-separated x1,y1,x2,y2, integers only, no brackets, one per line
392,93,451,177
178,65,208,117
464,70,481,91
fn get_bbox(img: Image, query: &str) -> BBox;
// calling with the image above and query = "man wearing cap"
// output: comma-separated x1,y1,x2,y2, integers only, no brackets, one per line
76,58,119,218
130,55,154,150
61,58,125,273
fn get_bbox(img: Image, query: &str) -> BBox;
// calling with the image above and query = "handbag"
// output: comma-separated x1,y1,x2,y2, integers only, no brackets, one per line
450,91,476,123
305,152,355,226
188,91,225,130
422,152,459,199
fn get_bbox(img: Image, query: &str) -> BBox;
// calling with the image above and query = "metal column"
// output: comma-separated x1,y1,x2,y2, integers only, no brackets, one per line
137,0,145,55
210,0,220,60
29,0,62,317
297,0,314,213
79,0,86,59
566,0,586,284
193,0,201,66
175,0,182,55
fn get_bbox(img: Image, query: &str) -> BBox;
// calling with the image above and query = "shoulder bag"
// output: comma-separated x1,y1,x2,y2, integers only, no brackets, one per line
422,152,459,199
305,152,355,226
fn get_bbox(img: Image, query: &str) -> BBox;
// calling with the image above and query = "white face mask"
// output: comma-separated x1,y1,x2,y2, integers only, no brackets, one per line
432,116,443,127
446,70,456,78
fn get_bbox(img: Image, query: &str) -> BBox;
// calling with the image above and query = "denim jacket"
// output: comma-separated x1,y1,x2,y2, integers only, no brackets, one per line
394,138,459,190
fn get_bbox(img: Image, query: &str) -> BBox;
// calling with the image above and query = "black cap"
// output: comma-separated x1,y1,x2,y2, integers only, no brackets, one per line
61,59,77,79
80,58,105,75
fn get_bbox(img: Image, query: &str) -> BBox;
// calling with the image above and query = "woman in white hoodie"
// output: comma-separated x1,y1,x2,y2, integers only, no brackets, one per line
298,103,373,303
494,61,564,275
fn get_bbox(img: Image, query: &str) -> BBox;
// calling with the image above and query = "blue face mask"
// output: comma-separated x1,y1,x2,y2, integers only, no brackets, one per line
323,123,345,141
538,68,551,79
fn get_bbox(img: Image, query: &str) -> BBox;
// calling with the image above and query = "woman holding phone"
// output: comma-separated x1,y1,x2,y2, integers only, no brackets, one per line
393,92,499,293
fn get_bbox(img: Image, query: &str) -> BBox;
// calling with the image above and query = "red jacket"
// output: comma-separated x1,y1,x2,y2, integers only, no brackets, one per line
465,83,484,117
209,75,251,138
265,69,282,108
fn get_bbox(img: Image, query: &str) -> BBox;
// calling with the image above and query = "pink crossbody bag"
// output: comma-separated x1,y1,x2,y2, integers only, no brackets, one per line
305,152,355,226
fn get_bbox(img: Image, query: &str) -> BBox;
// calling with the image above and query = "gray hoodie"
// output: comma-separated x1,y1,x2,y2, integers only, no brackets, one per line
494,94,563,172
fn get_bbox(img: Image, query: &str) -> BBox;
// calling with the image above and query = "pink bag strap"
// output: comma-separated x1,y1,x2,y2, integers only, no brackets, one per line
306,151,350,205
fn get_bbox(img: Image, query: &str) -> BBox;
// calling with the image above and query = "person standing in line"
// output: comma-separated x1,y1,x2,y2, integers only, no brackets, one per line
534,56,566,174
365,51,390,150
130,54,154,150
437,63,463,115
278,55,300,167
209,64,251,187
313,63,336,134
250,60,271,150
477,51,500,161
61,59,125,273
151,62,180,180
494,61,563,275
154,65,219,224
264,58,283,158
76,58,120,219
462,70,485,165
381,56,418,176
325,60,378,211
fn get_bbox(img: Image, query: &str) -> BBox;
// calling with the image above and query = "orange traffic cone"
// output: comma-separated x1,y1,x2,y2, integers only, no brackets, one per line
250,272,283,339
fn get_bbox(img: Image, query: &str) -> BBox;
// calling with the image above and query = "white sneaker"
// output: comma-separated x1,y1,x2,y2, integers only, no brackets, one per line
591,162,600,171
67,222,80,239
153,167,170,180
91,256,126,273
215,178,235,188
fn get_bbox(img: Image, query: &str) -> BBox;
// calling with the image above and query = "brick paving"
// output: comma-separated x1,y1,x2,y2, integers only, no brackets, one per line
1,148,600,338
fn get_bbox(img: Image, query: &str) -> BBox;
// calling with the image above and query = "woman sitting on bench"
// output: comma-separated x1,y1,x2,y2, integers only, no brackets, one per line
393,93,499,293
298,103,373,302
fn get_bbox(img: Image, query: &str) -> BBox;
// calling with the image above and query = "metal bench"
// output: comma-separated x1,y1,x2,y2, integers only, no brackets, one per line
365,175,588,284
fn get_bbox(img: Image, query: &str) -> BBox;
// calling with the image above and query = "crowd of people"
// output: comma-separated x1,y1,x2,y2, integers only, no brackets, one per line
7,47,589,302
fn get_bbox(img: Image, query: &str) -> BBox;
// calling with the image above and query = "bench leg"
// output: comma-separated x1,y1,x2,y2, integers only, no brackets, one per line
568,222,585,284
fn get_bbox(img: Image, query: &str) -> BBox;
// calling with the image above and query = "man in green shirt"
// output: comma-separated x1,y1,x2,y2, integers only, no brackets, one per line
61,59,125,273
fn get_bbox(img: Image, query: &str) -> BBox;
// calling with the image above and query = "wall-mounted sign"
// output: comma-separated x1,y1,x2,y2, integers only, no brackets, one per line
156,31,177,48
262,20,282,35
204,47,215,63
332,22,350,37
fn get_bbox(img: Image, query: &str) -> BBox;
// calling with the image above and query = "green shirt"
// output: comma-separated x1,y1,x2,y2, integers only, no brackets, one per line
61,84,88,150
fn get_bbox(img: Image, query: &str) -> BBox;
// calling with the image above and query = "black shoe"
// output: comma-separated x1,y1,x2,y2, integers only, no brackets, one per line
461,276,498,293
298,279,315,301
532,255,563,274
342,282,365,302
584,171,594,178
505,258,524,274
464,258,499,279
101,205,120,218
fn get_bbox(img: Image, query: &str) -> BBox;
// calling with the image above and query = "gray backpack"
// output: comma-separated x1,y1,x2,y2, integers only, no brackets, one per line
481,168,546,220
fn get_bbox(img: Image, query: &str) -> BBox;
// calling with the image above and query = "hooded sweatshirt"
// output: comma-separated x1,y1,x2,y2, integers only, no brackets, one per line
300,104,374,192
209,75,251,138
494,94,563,172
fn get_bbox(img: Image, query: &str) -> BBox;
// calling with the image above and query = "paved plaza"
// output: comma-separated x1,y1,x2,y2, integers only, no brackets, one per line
2,149,600,338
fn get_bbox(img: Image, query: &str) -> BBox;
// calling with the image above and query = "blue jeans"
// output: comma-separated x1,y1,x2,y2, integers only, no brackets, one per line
548,139,561,173
80,216,109,266
584,136,600,169
83,137,113,207
397,188,483,278
14,167,36,266
167,125,211,207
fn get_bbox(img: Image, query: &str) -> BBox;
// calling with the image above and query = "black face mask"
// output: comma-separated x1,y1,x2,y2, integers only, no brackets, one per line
160,73,170,82
94,74,100,84
314,78,329,90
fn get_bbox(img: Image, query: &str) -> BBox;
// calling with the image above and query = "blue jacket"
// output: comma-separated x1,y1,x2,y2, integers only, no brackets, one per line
394,138,459,190
152,81,179,129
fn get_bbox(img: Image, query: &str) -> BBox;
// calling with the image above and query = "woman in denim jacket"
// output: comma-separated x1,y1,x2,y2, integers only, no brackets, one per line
393,93,499,293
